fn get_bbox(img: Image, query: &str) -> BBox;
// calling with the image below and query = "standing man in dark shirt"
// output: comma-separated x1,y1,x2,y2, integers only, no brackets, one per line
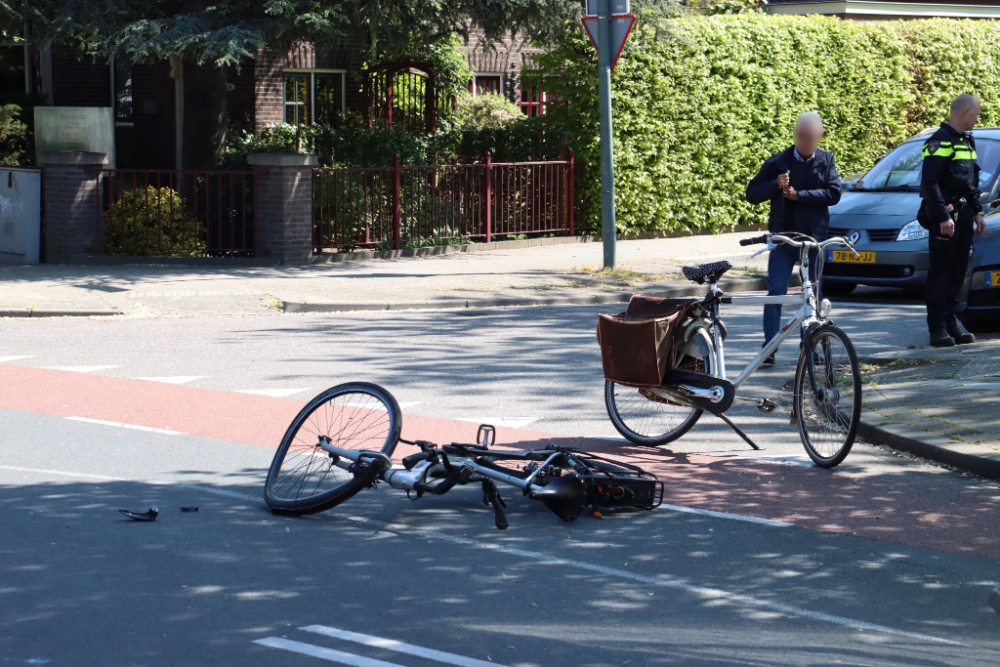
745,112,842,363
920,94,987,347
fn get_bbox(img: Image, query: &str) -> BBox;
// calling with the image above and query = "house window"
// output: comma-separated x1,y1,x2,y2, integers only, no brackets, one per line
471,74,503,96
114,58,134,124
283,70,345,126
520,86,547,118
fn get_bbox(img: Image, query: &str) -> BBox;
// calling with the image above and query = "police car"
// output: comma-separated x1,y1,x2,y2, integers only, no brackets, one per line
823,127,1000,320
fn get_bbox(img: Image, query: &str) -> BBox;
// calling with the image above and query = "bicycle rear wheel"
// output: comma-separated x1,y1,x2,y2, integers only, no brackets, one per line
264,382,401,515
605,328,713,447
793,325,861,468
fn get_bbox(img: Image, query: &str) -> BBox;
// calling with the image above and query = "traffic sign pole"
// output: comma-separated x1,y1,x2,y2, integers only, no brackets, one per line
597,0,617,269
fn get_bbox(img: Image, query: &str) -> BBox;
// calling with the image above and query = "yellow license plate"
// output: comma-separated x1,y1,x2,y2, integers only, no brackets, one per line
827,250,876,264
986,271,1000,287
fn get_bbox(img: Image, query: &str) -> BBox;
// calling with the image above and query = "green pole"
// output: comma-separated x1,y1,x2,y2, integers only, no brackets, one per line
597,0,617,268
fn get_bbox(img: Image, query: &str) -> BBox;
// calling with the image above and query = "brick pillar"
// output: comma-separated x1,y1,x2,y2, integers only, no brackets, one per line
247,153,317,265
38,151,108,263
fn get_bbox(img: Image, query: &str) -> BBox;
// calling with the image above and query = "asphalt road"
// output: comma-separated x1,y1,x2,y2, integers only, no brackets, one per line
1,289,999,666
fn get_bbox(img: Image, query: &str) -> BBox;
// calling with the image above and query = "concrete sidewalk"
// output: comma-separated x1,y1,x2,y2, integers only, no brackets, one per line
859,338,1000,480
0,233,769,318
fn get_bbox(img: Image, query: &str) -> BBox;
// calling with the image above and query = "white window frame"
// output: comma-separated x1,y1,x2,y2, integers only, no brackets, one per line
471,72,504,97
283,68,347,125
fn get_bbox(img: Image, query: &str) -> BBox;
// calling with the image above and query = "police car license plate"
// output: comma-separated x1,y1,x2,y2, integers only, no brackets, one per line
827,250,876,264
986,271,1000,287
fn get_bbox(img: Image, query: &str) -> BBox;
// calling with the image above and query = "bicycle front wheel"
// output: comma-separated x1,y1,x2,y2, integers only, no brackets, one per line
793,325,861,468
264,382,401,515
605,328,713,447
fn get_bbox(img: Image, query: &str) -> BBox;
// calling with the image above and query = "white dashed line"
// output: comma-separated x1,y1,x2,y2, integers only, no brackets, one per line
301,625,503,667
659,503,793,527
135,376,209,384
0,355,33,363
44,365,119,373
65,416,185,436
254,637,406,667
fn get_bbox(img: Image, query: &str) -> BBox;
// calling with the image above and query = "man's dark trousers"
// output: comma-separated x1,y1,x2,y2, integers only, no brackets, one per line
926,208,974,329
764,244,818,345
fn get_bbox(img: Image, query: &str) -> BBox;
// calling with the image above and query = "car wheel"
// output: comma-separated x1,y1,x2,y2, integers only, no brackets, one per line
822,282,857,297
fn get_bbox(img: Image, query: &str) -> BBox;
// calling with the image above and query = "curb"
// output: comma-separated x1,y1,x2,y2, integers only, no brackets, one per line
858,409,1000,480
276,276,771,314
0,309,122,318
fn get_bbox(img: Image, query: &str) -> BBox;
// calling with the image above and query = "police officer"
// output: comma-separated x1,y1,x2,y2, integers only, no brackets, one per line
920,94,987,347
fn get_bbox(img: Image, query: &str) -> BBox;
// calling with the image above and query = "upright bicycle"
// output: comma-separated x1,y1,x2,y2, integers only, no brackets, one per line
604,232,863,468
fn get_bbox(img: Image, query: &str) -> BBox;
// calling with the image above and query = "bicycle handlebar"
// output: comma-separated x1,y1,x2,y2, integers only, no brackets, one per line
740,232,860,258
739,234,769,246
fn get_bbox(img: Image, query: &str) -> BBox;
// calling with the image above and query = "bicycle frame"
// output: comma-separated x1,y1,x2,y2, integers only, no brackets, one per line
315,428,663,528
702,236,846,388
709,273,817,387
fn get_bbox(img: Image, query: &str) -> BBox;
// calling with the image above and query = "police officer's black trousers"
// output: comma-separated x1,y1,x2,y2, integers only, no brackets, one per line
925,209,974,330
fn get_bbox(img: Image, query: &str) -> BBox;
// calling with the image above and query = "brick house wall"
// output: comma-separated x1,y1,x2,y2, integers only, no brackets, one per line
254,42,367,131
50,50,110,107
45,33,544,167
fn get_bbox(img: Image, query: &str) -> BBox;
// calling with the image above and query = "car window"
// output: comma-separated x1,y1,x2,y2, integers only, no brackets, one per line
854,142,923,191
854,137,1000,192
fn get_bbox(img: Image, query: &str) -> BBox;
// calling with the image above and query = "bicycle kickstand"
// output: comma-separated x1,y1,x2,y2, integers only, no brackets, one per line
714,412,762,451
481,479,509,530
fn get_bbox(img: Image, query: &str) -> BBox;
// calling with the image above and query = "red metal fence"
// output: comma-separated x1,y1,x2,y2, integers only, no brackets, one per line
313,152,576,251
96,170,258,257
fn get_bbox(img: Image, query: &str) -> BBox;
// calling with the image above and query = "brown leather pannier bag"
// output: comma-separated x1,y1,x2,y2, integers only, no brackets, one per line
596,295,699,387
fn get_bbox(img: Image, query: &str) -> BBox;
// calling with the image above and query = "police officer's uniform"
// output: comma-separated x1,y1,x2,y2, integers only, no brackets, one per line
919,122,981,345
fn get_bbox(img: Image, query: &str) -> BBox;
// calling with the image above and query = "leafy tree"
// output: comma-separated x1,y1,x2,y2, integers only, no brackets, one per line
4,1,588,68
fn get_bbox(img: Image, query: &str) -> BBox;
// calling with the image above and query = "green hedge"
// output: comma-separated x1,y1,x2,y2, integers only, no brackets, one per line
526,15,1000,235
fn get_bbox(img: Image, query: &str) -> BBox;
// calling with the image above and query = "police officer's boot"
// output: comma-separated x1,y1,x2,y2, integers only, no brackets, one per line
929,325,955,348
947,317,976,345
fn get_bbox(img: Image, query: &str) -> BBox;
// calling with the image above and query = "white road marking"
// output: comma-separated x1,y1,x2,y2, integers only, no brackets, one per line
0,465,970,648
0,465,124,481
0,355,33,363
44,365,119,373
302,626,505,667
456,417,540,428
65,417,184,436
135,376,209,384
659,503,793,527
238,388,313,398
398,402,421,410
254,637,406,667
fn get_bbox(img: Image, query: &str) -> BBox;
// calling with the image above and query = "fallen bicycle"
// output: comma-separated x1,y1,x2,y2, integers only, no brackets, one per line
263,382,662,528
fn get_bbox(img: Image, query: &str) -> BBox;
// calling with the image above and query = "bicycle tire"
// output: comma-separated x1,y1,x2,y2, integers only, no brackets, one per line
264,382,401,515
793,325,861,468
605,328,713,447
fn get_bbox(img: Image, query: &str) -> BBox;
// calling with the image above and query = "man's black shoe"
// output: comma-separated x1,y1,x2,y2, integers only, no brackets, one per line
762,353,776,365
947,318,976,345
929,328,956,347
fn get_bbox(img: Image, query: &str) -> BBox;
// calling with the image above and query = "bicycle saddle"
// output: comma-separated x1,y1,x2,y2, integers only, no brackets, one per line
681,260,732,285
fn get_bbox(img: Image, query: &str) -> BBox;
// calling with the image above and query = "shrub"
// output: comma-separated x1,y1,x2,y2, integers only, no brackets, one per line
0,104,27,166
527,14,918,235
104,186,206,257
455,93,524,129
